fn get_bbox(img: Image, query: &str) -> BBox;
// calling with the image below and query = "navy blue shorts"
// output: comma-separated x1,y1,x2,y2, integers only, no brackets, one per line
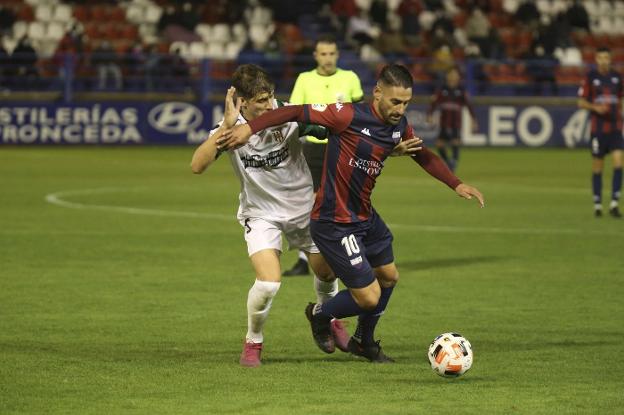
590,132,624,158
310,210,394,289
439,127,460,141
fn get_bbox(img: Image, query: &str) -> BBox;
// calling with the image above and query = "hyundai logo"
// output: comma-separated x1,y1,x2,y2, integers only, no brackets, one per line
148,102,203,134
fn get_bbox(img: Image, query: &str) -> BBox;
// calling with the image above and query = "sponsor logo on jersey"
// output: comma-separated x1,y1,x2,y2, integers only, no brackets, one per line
348,156,382,176
335,102,343,112
392,131,401,139
240,146,290,168
148,102,203,134
360,128,371,136
311,104,327,112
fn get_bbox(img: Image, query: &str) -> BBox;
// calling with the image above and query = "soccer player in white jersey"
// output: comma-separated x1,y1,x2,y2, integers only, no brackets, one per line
190,64,344,367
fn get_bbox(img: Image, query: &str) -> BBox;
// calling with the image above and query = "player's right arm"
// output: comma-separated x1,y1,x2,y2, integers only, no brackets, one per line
218,103,352,150
190,87,241,173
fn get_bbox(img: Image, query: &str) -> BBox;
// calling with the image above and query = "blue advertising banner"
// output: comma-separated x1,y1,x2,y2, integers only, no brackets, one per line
0,101,598,147
0,102,218,145
407,104,593,148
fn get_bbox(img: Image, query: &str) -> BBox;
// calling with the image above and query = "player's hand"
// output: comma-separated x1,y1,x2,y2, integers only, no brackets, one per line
594,104,609,114
391,136,423,156
223,86,242,128
216,124,252,151
454,183,485,208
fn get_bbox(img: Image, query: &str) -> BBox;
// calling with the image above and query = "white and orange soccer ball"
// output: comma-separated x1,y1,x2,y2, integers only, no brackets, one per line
428,332,473,377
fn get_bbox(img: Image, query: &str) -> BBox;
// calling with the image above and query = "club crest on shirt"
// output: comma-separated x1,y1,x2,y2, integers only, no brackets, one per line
311,104,327,112
271,129,286,143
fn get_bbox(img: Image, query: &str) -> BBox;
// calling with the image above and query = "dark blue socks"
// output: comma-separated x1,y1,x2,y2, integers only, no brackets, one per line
353,286,394,346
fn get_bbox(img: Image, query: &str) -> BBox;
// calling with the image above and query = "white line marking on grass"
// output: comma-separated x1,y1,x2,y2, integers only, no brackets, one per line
45,187,232,221
45,187,623,237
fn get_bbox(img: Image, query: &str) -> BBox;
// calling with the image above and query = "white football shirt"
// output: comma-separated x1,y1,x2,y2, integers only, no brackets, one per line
209,100,314,223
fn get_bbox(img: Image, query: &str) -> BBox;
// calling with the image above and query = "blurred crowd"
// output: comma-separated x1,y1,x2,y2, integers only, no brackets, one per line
0,0,615,94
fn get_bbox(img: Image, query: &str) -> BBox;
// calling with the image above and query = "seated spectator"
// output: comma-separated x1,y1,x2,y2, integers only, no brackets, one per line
0,43,8,90
11,37,39,90
397,0,423,46
465,6,490,57
346,8,380,51
515,0,540,30
522,43,558,95
566,0,590,33
369,0,388,30
0,6,16,37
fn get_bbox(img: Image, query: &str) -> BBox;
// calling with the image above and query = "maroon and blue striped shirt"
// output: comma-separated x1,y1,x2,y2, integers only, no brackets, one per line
248,102,461,224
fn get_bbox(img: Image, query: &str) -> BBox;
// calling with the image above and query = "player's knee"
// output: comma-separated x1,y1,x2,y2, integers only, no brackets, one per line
380,271,399,288
308,254,335,281
353,289,380,310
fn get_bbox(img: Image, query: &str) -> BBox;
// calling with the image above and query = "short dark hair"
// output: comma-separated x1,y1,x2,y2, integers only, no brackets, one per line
378,64,413,89
232,64,275,100
597,46,611,54
315,34,336,47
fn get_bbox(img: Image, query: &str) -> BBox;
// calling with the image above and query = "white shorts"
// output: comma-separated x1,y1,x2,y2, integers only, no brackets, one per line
241,217,319,256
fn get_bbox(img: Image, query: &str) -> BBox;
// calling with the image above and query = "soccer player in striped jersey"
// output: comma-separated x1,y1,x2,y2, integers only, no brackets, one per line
426,67,478,172
284,34,364,277
190,64,341,367
218,64,484,362
578,47,623,218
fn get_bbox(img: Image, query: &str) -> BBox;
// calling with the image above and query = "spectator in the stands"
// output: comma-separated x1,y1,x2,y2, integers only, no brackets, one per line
523,42,558,96
369,0,388,30
397,0,422,46
566,0,590,33
11,37,39,90
144,43,162,91
92,40,122,90
0,42,9,90
465,6,490,58
178,2,199,32
346,8,379,50
124,42,145,91
331,0,358,35
0,6,16,36
157,5,177,32
515,0,540,30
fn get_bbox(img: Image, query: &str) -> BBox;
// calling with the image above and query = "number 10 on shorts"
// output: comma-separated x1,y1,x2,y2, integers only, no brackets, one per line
341,235,363,266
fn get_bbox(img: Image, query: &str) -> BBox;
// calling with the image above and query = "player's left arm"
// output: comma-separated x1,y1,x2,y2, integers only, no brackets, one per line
411,147,484,207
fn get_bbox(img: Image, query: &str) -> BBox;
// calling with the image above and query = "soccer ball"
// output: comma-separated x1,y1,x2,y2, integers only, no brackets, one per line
428,332,473,377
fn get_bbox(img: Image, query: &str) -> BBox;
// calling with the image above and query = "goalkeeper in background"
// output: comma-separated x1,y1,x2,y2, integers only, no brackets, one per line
283,34,364,277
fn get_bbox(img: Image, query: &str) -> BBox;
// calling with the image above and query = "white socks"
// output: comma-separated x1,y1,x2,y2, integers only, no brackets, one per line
246,279,281,344
314,276,338,304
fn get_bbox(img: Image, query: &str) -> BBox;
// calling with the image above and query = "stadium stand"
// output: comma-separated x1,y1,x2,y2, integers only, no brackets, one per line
0,0,623,97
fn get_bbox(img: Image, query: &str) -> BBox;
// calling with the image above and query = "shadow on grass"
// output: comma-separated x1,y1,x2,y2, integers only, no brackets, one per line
396,256,507,272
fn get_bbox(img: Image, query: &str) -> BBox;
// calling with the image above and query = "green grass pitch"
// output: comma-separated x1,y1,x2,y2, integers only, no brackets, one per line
1,146,623,414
